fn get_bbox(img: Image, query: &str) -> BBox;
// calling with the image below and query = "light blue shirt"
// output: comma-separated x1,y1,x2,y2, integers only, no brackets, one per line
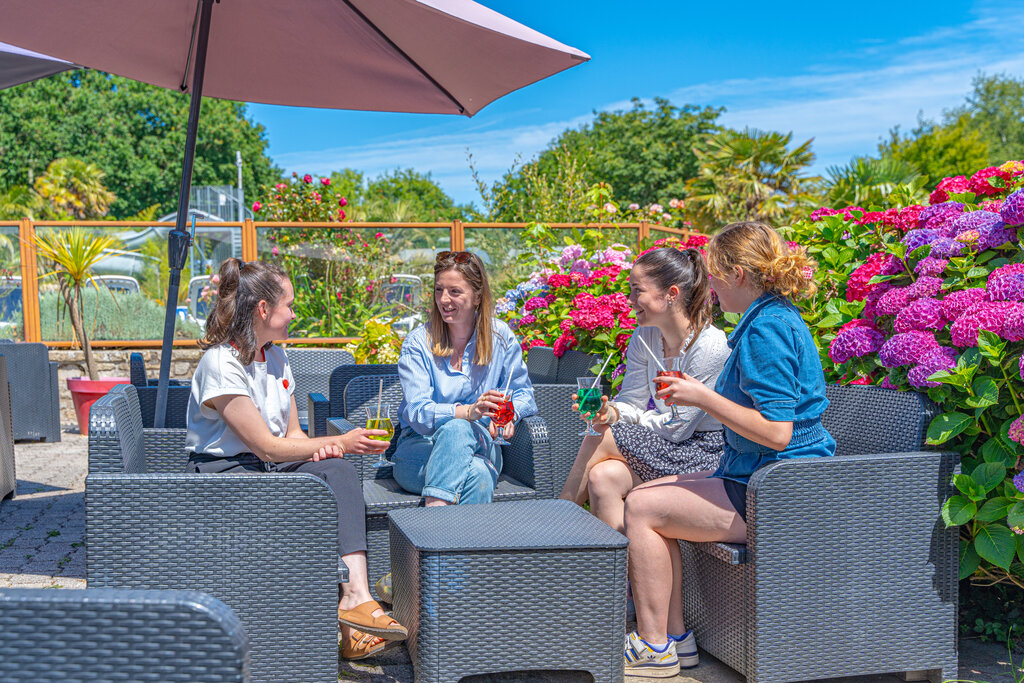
398,318,537,435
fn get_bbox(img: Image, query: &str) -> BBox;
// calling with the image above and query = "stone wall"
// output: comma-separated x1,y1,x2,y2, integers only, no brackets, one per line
49,349,203,427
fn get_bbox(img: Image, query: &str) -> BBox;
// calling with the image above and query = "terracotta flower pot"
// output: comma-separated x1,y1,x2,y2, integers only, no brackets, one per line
67,377,129,436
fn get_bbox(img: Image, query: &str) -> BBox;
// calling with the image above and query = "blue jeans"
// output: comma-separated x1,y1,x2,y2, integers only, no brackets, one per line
391,419,501,504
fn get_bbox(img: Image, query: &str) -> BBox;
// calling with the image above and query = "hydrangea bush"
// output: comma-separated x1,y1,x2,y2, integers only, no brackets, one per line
495,232,708,391
781,160,1024,588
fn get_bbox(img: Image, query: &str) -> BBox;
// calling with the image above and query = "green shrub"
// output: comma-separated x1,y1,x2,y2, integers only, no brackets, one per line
39,288,204,341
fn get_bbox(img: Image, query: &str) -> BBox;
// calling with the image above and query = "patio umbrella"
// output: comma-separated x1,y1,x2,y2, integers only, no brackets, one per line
0,0,589,426
0,41,74,89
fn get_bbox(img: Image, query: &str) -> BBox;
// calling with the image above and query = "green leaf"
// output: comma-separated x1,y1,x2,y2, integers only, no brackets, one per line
980,436,1016,467
927,412,974,445
926,370,970,390
977,330,1006,364
976,497,1015,522
815,314,844,328
909,244,932,261
1009,502,1024,530
970,462,1007,493
954,474,987,501
975,523,1017,569
942,495,977,526
959,540,981,580
966,377,999,408
967,266,991,279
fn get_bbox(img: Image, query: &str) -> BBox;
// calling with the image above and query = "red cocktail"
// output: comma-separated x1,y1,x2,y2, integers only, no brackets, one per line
655,370,683,393
491,393,514,445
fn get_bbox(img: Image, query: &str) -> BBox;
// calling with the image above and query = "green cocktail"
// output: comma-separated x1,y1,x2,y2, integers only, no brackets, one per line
577,387,603,415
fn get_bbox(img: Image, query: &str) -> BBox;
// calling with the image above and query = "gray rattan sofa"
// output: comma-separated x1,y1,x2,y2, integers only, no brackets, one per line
0,357,15,501
0,341,60,441
85,384,340,683
326,372,551,581
0,588,249,682
679,384,958,683
284,347,354,433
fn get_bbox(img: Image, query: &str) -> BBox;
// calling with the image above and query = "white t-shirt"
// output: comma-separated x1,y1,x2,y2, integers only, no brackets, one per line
185,343,295,458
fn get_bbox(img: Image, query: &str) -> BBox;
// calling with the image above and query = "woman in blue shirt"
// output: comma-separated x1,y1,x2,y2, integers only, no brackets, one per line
619,222,835,680
393,251,537,506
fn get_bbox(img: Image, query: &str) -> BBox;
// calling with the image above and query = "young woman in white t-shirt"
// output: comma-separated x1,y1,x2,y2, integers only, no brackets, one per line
558,247,730,535
185,258,408,661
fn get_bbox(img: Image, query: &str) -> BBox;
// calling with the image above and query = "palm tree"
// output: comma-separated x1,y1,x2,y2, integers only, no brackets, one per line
33,158,116,220
0,185,42,220
684,128,821,230
823,157,928,208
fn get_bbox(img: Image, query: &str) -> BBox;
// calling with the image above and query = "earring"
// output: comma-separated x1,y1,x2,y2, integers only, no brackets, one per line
668,299,675,307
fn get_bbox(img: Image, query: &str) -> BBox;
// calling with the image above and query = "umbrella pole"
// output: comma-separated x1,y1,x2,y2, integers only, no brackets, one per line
154,0,214,428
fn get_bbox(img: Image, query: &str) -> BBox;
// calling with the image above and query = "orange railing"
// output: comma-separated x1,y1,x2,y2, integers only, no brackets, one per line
1,219,697,347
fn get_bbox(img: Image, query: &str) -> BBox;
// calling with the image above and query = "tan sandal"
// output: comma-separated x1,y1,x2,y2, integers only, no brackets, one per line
337,600,408,641
340,629,398,660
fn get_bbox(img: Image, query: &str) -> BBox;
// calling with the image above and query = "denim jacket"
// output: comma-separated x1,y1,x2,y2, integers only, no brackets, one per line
711,292,835,485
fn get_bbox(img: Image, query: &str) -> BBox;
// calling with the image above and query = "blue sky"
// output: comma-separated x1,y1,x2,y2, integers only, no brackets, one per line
248,0,1024,207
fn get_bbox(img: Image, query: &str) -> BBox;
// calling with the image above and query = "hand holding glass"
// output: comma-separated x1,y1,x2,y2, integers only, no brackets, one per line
576,377,604,437
364,404,395,468
490,391,515,446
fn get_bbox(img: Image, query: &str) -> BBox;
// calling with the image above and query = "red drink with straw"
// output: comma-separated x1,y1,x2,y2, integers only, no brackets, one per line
491,392,514,445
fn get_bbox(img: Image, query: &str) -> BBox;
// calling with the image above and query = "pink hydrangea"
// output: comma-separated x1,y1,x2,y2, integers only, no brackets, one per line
986,263,1024,301
1000,188,1024,225
552,331,576,357
876,287,912,316
862,282,893,321
879,331,941,367
846,252,889,302
949,301,1016,346
914,257,948,277
894,297,946,333
598,292,631,313
880,377,900,390
829,327,885,364
929,175,969,204
880,257,906,276
1008,416,1024,446
1001,304,1024,341
559,319,573,332
940,288,986,321
968,166,1013,197
547,273,571,288
908,347,959,388
907,276,944,299
516,314,537,327
839,318,877,333
524,296,548,312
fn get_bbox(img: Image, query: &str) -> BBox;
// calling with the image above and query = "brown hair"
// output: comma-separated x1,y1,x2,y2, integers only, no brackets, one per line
632,247,712,350
708,222,817,300
199,258,288,365
429,252,494,365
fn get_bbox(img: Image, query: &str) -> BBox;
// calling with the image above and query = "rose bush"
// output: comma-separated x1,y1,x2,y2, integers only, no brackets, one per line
781,160,1024,588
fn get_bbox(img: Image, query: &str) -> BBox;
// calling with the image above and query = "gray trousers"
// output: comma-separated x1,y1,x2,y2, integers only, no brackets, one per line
186,453,367,559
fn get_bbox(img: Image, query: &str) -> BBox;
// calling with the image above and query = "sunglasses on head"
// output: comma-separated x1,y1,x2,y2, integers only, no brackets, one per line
436,250,472,264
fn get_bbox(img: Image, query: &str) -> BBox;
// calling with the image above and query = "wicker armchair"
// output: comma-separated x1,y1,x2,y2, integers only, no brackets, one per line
0,341,60,441
128,351,191,428
283,347,354,434
326,373,552,580
307,363,397,437
0,357,14,501
0,588,249,682
679,384,958,683
86,384,340,683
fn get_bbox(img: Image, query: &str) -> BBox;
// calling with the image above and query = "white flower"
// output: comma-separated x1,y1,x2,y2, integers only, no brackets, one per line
603,203,617,214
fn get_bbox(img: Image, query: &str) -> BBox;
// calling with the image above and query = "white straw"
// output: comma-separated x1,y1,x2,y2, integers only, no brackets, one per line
590,352,615,389
501,368,514,399
631,333,666,372
375,378,384,422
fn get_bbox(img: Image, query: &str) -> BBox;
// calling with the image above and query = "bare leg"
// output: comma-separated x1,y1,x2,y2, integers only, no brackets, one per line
559,423,624,504
337,550,393,642
624,476,745,643
586,459,641,533
424,496,451,507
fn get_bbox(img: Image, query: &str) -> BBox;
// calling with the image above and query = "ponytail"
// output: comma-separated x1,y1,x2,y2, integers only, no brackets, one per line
199,258,287,364
633,247,713,350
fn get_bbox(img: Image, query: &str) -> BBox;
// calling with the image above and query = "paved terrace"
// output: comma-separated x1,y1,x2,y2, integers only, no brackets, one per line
0,432,1016,683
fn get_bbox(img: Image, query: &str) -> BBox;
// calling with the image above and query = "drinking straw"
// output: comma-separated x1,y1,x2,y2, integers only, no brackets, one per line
375,378,384,422
590,352,615,389
631,333,667,372
501,368,515,399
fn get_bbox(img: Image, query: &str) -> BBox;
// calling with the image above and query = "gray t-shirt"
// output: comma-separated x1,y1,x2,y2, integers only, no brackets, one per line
185,343,295,457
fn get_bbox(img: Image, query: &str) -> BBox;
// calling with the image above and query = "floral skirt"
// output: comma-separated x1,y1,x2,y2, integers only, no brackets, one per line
609,423,724,483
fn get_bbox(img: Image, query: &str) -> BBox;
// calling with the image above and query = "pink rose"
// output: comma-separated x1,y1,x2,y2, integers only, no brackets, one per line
252,201,261,212
302,174,312,184
338,197,348,207
320,177,330,186
271,246,279,256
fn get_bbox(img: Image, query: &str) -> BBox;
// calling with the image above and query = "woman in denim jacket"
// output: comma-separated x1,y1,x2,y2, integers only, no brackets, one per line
620,222,835,680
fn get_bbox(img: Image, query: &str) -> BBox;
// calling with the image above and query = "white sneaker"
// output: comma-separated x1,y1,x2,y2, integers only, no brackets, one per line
624,631,680,679
672,630,699,669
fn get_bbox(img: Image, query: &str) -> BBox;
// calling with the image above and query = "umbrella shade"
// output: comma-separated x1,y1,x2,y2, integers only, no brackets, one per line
0,41,73,89
0,0,588,116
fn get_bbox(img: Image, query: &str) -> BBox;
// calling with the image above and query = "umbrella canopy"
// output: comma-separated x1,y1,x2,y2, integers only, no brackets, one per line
0,41,73,89
0,0,588,115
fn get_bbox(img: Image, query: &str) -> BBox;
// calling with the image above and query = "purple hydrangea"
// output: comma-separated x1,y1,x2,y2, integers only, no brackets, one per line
949,210,1004,236
862,282,892,321
940,288,986,321
907,276,944,299
1002,304,1024,341
828,327,885,364
929,237,966,258
1001,188,1024,226
879,331,941,367
517,314,537,326
1021,354,1024,381
903,228,944,251
894,297,946,333
880,377,900,390
880,257,906,276
986,263,1024,302
979,222,1018,250
915,257,948,277
524,296,549,312
1009,416,1024,447
919,201,965,231
908,347,959,388
949,301,1015,346
876,287,912,316
1014,470,1024,493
